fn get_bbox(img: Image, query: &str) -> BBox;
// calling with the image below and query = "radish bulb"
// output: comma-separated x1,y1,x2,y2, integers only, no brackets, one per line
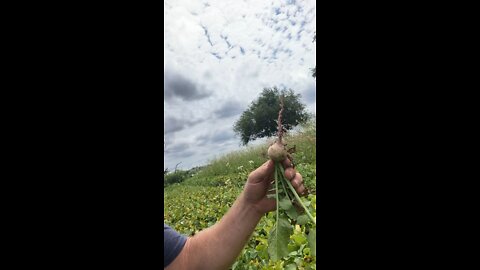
268,141,287,162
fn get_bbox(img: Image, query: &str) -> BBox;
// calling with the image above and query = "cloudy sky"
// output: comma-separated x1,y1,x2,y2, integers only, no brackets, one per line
164,0,316,171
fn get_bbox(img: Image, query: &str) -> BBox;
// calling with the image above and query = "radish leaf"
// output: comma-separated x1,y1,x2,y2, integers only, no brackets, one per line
267,215,291,261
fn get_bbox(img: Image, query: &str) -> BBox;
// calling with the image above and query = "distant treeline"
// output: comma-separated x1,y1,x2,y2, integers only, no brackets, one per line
163,165,206,187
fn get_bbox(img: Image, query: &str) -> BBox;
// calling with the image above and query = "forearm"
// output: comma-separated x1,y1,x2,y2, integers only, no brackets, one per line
168,192,263,270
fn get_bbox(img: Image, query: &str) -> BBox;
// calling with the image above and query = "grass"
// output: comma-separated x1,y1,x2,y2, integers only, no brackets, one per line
187,119,316,185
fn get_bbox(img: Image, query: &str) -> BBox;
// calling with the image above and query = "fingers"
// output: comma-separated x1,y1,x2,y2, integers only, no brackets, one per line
281,158,293,169
248,160,274,183
291,174,307,196
291,173,305,191
282,158,296,180
248,158,307,196
284,167,307,196
284,167,296,180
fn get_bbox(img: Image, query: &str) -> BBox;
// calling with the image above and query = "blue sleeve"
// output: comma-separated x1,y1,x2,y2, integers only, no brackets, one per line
164,223,187,268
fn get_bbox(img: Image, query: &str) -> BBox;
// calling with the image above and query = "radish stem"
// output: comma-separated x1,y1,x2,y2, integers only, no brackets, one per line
274,162,280,242
276,162,316,224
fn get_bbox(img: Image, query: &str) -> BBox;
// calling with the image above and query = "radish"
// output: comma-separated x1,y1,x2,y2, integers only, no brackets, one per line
267,96,316,262
267,142,287,162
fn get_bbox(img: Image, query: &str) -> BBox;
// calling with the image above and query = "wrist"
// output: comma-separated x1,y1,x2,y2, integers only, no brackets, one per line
238,192,264,220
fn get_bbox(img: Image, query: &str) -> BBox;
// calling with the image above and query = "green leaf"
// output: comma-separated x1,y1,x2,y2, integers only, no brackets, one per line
288,243,297,252
256,243,268,260
268,216,292,261
248,250,257,259
274,260,285,270
285,263,297,270
291,234,307,246
298,244,306,254
297,214,309,225
308,229,316,256
285,205,299,220
279,197,293,210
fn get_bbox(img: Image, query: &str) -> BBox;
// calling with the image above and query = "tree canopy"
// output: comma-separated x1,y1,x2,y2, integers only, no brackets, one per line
233,87,310,145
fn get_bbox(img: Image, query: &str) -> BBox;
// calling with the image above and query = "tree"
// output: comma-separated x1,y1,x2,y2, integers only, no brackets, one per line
233,87,310,145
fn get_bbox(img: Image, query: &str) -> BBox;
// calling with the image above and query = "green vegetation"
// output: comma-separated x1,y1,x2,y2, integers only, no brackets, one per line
164,119,316,269
164,170,190,187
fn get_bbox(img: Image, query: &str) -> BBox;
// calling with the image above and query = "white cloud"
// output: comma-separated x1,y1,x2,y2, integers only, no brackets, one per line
164,0,316,170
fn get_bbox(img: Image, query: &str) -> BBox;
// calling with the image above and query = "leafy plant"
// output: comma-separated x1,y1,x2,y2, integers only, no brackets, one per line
265,96,316,262
164,170,191,187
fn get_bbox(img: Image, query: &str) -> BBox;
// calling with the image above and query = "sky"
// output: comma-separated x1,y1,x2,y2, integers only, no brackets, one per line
164,0,316,171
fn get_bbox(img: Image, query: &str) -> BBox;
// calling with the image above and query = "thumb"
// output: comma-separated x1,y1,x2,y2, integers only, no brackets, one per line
248,160,275,184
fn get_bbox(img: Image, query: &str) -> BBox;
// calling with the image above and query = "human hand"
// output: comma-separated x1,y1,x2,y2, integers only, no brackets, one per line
242,159,307,215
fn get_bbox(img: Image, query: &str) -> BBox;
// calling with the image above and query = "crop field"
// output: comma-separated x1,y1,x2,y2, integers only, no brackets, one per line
164,122,316,269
